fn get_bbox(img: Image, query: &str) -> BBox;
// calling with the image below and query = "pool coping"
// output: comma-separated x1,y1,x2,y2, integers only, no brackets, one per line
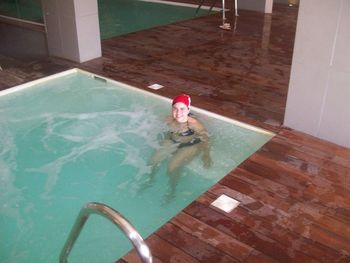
138,0,224,11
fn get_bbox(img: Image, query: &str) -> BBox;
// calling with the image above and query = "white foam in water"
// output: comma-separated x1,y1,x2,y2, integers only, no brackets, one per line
0,69,273,263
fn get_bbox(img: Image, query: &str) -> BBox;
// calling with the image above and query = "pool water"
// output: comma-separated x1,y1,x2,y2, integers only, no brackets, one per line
0,0,215,39
98,0,216,39
0,0,43,23
0,69,273,262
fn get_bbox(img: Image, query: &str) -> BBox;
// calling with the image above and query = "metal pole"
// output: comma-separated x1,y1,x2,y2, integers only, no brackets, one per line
235,0,239,16
222,0,226,21
219,0,231,30
60,202,153,263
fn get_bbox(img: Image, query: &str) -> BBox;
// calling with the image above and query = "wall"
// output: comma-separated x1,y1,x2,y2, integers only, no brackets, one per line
43,0,101,62
0,22,48,61
284,0,350,148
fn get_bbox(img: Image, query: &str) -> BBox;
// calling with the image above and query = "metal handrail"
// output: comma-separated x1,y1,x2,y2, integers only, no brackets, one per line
59,202,153,263
196,0,218,15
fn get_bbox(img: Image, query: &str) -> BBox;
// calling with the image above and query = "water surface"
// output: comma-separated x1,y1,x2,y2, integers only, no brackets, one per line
0,70,273,262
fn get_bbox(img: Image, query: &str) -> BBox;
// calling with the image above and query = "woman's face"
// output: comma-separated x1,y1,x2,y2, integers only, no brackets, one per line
172,102,189,123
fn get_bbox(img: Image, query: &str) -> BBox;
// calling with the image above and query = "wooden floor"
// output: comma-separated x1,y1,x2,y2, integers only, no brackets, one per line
1,3,350,262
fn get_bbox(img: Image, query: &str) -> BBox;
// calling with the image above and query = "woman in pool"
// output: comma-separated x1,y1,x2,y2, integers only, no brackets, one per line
149,94,211,200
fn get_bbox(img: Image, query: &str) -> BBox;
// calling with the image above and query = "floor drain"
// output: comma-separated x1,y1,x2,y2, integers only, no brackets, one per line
211,194,240,213
147,83,164,90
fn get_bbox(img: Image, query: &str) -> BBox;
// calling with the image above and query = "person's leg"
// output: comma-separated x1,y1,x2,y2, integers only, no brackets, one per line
168,145,200,174
149,139,174,166
164,145,201,202
140,140,174,192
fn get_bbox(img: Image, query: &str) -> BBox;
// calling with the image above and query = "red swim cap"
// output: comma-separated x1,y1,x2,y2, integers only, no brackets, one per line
172,94,191,108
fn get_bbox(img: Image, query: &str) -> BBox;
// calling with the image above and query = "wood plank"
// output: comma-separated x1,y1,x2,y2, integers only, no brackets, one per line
171,212,254,261
244,250,280,263
148,235,200,263
210,186,350,253
184,201,305,262
202,187,345,262
157,222,240,263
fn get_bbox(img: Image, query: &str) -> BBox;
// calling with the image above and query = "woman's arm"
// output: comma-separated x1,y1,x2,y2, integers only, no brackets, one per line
188,117,212,167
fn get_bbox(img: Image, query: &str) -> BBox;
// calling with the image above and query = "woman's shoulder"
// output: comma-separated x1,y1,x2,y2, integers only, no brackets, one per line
187,116,198,124
188,116,205,130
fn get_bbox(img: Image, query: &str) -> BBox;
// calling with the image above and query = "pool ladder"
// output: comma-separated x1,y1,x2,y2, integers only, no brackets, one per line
196,0,218,14
59,202,153,263
196,0,239,16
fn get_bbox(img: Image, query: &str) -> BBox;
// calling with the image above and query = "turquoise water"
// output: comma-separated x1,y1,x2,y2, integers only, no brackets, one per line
98,0,215,39
0,70,273,262
0,0,43,23
0,0,214,38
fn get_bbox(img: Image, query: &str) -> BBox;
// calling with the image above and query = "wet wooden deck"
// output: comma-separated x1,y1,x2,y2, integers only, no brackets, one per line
1,2,349,262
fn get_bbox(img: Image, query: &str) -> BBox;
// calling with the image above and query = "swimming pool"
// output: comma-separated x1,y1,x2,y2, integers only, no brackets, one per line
0,69,273,262
98,0,217,39
0,0,216,39
0,0,43,23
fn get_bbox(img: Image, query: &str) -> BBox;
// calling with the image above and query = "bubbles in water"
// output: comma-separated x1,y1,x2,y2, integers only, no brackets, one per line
0,72,272,263
0,123,25,227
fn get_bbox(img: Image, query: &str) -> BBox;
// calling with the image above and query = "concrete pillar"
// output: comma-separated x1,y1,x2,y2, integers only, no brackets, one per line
284,0,350,148
238,0,274,13
42,0,101,63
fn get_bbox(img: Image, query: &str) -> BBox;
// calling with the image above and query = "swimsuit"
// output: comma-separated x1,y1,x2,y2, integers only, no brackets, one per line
178,128,195,136
170,128,202,148
177,137,202,148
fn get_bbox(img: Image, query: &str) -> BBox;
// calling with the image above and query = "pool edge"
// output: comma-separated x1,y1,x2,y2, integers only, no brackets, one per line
0,67,275,138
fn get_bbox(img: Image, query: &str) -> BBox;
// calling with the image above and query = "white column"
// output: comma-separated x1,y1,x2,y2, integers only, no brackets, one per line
43,0,101,63
284,0,350,148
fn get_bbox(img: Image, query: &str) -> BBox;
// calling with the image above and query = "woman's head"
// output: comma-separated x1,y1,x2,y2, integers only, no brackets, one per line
172,94,191,123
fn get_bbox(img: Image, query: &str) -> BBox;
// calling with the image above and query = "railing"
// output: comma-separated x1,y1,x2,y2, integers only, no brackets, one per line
0,15,45,32
196,0,238,17
196,0,217,14
234,0,239,16
59,202,153,263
